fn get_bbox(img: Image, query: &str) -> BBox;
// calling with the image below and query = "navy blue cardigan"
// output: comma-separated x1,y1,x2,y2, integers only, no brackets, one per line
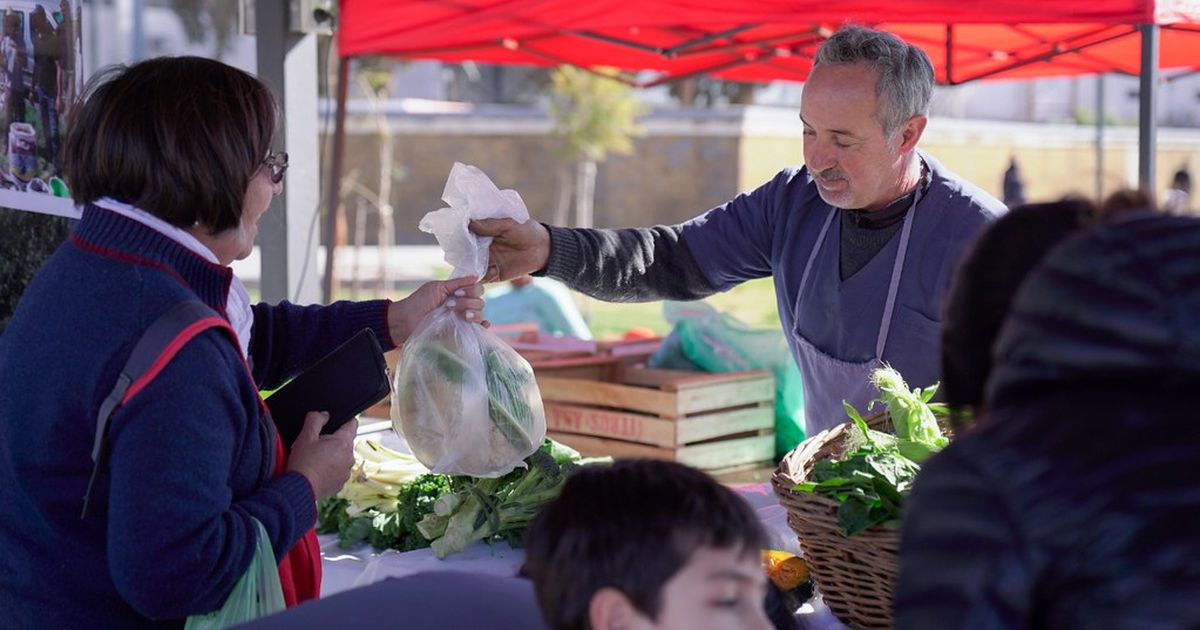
0,205,395,628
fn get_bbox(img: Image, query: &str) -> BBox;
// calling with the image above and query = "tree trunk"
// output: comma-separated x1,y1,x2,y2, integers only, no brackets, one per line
352,196,367,300
672,77,698,107
334,205,348,299
730,82,757,105
553,164,573,226
575,159,597,229
573,159,598,321
371,85,395,294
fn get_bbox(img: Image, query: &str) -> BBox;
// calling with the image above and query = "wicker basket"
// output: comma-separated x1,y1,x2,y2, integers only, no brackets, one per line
771,411,899,629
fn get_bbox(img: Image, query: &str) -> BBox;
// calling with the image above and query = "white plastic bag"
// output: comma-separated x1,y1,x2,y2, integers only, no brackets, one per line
392,163,547,477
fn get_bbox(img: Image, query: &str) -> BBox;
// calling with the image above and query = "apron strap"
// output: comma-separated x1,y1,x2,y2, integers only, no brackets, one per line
875,181,926,357
796,207,838,297
796,163,929,361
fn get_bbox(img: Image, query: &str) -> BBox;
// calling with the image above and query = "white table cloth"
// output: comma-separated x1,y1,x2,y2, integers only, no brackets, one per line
320,421,844,628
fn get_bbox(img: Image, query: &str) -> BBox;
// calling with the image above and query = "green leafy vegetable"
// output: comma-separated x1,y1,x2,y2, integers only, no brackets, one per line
317,439,606,558
793,367,947,536
318,473,453,551
420,441,607,559
417,343,472,384
869,365,947,465
484,349,536,452
317,440,446,550
416,342,539,454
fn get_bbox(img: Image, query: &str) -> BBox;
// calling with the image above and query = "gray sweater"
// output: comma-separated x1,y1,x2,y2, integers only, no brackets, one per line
537,207,913,298
538,224,715,302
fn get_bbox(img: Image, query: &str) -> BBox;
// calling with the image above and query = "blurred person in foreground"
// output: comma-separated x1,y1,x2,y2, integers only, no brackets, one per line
521,459,776,630
1095,188,1156,221
938,198,1094,423
895,207,1200,627
471,25,1003,440
0,56,484,627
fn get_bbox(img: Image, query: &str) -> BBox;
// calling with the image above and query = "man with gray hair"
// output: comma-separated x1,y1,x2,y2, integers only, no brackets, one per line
472,25,1004,443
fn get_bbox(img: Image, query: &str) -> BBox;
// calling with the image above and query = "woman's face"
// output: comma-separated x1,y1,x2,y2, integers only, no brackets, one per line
195,164,282,266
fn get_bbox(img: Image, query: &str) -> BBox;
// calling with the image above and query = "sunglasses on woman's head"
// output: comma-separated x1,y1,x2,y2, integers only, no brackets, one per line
262,152,288,184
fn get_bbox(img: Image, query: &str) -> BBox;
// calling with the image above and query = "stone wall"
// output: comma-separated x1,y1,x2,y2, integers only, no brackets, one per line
738,108,1200,206
335,107,742,245
334,105,1200,246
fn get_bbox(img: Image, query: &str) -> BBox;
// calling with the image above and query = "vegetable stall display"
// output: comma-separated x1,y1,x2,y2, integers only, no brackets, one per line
318,438,607,558
772,365,950,628
793,367,949,535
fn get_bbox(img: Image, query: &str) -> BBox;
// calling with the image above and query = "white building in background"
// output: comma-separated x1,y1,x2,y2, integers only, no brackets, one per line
932,74,1200,127
397,60,1200,128
80,1,258,77
748,71,1200,128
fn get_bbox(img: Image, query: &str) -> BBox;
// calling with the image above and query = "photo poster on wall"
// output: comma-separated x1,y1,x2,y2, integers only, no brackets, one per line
0,0,81,219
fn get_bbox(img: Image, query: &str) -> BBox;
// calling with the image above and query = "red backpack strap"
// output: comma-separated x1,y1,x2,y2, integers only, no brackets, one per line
81,300,232,518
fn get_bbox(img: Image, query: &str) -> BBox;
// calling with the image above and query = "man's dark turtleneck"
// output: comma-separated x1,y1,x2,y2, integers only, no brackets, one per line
839,183,921,280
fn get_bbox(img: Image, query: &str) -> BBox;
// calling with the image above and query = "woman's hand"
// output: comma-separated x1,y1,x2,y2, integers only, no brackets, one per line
388,276,486,345
286,411,357,500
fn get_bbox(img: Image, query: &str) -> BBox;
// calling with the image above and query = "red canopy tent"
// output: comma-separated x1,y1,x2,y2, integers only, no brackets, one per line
335,0,1200,183
338,1,1200,84
323,0,1200,298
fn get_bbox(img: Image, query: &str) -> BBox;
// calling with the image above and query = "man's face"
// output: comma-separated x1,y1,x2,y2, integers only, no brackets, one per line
625,547,772,630
800,62,913,211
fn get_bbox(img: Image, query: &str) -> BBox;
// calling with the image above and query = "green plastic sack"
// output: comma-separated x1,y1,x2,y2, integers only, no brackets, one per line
661,302,806,459
184,518,285,629
646,328,704,371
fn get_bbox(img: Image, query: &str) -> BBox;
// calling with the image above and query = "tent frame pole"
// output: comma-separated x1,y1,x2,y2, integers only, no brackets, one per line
662,24,758,57
1096,73,1105,201
956,26,1132,83
322,56,351,304
945,25,953,84
1138,24,1158,193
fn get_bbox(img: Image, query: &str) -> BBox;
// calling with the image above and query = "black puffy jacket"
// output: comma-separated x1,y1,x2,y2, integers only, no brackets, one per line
894,214,1200,629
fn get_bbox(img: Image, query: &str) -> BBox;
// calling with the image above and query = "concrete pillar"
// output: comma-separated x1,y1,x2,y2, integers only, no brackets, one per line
255,1,323,304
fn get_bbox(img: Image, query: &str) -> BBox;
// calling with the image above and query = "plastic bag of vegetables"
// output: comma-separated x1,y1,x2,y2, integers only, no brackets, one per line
392,163,547,477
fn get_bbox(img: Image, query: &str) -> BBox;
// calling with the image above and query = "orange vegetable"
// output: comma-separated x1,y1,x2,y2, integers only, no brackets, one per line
762,549,810,591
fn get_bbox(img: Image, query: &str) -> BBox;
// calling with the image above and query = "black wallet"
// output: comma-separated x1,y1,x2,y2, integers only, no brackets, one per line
265,327,391,448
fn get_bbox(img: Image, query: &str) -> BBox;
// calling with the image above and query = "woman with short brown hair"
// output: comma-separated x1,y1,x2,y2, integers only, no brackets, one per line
0,56,485,627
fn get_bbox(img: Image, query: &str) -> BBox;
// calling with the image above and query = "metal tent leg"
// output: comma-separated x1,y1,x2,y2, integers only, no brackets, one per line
1096,74,1105,201
1138,24,1159,194
323,57,350,304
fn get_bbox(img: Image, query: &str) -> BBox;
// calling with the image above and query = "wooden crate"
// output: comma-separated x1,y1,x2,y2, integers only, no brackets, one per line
540,366,775,471
361,334,662,418
524,334,663,381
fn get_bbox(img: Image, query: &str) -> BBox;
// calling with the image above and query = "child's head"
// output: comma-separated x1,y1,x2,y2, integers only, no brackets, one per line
521,459,772,630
